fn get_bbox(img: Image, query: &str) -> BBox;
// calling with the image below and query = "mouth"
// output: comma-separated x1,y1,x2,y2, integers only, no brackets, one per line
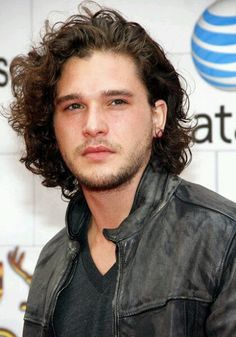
82,145,115,160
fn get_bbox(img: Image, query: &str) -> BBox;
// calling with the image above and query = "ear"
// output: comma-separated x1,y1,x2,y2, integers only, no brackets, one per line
152,99,167,138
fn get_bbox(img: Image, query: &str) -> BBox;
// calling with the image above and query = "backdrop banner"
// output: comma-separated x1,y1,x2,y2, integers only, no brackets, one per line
0,0,235,334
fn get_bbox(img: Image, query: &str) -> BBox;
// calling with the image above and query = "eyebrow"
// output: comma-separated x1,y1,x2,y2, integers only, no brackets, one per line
55,94,81,106
55,90,134,106
101,90,134,97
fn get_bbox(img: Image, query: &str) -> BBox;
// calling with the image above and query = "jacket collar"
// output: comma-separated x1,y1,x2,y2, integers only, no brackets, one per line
66,161,181,243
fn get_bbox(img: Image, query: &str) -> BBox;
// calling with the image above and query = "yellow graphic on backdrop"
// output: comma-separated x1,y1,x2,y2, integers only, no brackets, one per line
8,247,32,311
0,329,17,337
0,247,32,337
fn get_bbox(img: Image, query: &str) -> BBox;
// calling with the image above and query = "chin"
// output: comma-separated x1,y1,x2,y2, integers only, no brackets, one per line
77,170,134,192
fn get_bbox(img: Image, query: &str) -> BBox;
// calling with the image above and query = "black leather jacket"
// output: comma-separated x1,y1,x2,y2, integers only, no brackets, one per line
23,163,236,337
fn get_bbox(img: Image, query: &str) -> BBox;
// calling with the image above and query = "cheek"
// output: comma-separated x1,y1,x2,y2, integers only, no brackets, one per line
54,116,78,144
54,122,72,154
126,111,152,135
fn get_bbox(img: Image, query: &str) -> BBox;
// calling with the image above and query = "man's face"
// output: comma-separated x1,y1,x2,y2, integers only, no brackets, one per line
54,51,166,191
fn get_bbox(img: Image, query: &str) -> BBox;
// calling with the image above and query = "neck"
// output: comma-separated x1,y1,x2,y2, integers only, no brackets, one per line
81,164,148,276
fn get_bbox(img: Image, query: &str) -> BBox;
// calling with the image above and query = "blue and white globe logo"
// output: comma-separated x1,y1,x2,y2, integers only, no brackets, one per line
191,0,236,90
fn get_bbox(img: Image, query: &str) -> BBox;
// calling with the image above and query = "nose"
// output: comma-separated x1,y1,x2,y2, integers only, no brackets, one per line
82,104,108,138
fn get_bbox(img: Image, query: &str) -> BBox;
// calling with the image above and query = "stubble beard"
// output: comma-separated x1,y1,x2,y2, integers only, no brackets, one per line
64,136,153,192
76,153,150,192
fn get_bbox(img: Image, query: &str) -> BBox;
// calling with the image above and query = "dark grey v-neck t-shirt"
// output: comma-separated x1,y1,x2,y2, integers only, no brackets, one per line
53,233,117,337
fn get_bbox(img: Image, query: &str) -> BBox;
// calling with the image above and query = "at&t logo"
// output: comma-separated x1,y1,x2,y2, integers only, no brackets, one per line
191,0,236,90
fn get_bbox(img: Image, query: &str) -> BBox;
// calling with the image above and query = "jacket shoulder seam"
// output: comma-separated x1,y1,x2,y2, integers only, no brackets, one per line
175,181,236,223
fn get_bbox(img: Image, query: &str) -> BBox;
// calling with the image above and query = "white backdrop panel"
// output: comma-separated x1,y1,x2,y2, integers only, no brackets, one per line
0,0,236,335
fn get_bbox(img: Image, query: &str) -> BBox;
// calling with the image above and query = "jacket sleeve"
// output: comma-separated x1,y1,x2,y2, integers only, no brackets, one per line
206,232,236,337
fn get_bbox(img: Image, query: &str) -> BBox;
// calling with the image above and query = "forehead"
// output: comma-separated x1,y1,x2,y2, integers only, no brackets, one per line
56,51,147,98
60,51,139,75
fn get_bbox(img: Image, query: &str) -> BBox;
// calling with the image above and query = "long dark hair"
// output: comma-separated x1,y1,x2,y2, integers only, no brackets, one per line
8,2,193,199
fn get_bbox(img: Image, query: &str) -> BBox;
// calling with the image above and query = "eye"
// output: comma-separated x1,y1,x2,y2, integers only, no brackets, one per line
66,102,84,111
110,99,127,106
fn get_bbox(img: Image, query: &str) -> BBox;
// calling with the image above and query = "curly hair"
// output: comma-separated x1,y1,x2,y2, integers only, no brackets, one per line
8,2,193,199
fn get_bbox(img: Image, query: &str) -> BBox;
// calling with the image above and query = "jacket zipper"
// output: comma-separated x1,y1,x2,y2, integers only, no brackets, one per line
112,242,122,337
111,199,173,336
47,251,79,336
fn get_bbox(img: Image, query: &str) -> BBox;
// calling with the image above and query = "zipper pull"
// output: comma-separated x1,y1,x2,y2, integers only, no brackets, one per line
68,240,80,260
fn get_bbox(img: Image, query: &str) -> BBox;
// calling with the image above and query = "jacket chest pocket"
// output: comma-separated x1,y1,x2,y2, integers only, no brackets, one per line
118,299,210,337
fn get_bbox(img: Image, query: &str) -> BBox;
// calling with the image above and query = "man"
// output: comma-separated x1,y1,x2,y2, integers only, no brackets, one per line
8,2,236,337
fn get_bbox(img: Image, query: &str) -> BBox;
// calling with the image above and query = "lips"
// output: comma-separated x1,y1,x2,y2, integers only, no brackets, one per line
82,145,114,155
